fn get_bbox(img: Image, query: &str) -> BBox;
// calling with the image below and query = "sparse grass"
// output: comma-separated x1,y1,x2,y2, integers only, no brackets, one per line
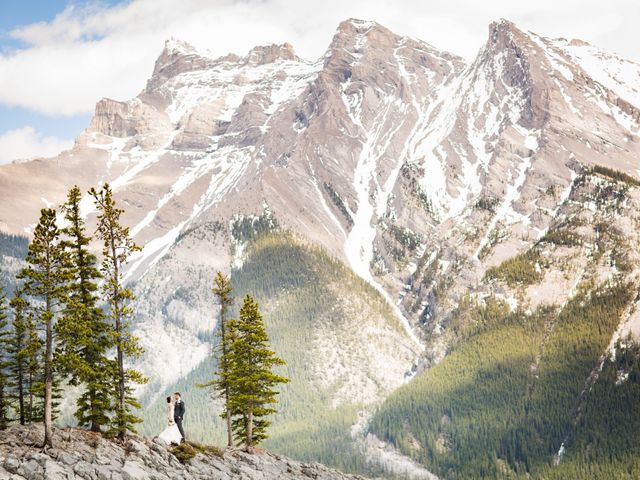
190,440,224,459
171,441,224,464
171,442,198,463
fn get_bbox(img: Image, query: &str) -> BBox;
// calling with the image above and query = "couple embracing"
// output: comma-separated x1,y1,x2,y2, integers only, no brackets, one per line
158,392,186,445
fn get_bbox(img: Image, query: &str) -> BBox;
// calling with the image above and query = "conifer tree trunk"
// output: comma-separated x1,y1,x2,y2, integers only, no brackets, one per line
220,311,233,447
43,307,53,447
246,410,254,452
43,239,54,447
225,384,232,447
28,370,33,424
110,231,127,437
8,293,26,425
17,367,24,425
0,290,10,430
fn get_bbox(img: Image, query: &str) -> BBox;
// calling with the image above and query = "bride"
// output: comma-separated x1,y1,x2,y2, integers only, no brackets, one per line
158,396,183,445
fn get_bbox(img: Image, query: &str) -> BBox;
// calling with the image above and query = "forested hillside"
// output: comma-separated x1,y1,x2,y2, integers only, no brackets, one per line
0,232,28,295
370,283,639,479
141,232,416,476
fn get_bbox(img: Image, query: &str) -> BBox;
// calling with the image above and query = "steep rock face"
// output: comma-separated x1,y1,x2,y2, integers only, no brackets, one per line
0,425,366,480
390,19,640,358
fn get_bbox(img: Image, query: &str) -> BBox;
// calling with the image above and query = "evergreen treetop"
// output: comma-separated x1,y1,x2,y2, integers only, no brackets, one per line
226,294,289,450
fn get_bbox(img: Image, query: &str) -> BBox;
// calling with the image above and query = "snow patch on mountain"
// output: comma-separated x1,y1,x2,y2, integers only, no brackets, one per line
475,127,538,258
561,42,640,109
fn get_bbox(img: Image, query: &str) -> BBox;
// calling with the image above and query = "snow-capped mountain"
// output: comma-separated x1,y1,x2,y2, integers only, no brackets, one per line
1,18,640,475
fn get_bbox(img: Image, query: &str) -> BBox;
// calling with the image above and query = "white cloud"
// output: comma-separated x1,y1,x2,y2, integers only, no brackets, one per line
0,0,638,117
0,126,73,164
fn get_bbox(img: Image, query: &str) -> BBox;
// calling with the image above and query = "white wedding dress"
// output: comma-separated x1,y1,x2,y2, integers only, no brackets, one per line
158,402,183,445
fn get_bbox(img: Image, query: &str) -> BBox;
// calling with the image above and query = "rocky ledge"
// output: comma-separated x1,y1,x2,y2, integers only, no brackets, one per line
0,425,367,480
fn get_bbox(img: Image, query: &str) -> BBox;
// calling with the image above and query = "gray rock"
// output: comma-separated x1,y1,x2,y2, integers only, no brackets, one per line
17,459,43,480
2,457,20,474
121,461,150,480
0,422,366,480
43,459,70,480
95,464,114,480
73,460,98,479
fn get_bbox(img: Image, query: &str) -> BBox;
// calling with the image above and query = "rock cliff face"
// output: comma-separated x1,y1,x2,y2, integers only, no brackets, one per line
0,425,365,480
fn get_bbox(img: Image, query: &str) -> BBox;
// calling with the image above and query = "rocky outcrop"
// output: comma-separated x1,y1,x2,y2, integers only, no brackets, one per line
0,425,366,480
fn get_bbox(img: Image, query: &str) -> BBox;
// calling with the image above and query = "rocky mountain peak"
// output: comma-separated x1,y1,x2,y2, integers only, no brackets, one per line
245,42,299,65
485,18,537,59
146,38,214,92
329,18,398,55
164,37,200,56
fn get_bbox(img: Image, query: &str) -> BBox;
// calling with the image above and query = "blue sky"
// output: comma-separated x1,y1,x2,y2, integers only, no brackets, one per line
0,1,122,162
0,0,638,164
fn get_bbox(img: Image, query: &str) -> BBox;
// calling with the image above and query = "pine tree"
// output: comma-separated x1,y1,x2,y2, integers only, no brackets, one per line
226,294,289,451
18,208,71,447
197,272,235,447
90,183,147,439
0,287,11,430
24,309,42,424
7,290,28,425
56,185,113,432
9,291,43,425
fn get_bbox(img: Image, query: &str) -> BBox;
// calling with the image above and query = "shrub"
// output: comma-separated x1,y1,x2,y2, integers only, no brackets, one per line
172,442,198,463
171,441,224,463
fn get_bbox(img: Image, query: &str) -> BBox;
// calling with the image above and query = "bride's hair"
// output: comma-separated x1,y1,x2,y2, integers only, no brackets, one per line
166,396,171,403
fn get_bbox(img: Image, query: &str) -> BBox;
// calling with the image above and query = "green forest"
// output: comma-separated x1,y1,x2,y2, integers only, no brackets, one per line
369,282,640,479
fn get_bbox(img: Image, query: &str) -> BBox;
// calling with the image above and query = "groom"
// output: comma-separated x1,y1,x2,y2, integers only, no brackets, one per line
174,392,186,442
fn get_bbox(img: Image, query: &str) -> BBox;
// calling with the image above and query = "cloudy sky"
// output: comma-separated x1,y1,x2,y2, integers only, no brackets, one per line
0,0,638,164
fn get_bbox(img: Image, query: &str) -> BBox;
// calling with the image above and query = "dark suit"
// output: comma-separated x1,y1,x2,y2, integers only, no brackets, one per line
174,400,186,441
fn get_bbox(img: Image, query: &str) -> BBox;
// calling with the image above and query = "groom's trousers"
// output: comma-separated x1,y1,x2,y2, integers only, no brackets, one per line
175,417,185,441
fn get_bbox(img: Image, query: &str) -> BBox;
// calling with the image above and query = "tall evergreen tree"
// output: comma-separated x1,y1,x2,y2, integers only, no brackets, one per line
197,272,235,447
90,183,147,439
7,291,26,425
0,287,11,430
8,290,31,425
226,294,289,451
23,310,42,424
57,185,113,432
18,208,71,447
